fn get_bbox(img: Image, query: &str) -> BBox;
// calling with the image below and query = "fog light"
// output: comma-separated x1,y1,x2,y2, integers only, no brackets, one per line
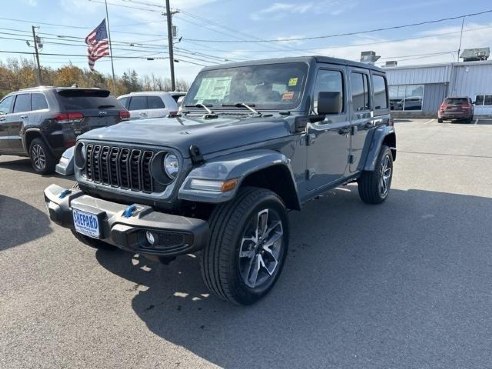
145,231,156,245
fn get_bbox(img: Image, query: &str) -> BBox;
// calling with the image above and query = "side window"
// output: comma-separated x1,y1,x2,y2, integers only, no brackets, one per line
128,96,147,111
0,95,15,114
475,95,484,105
351,72,370,111
148,96,165,109
13,94,31,113
372,75,388,109
31,93,48,111
485,95,492,106
313,69,344,114
118,97,129,108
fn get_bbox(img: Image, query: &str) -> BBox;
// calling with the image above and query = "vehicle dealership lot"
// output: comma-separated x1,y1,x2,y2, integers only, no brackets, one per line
0,119,491,368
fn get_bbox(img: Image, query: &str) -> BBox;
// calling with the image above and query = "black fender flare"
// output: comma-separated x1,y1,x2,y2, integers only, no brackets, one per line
178,149,301,209
363,125,396,171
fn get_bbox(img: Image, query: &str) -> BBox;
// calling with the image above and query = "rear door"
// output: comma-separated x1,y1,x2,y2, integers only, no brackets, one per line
127,96,149,120
146,95,170,118
348,68,372,173
56,89,123,134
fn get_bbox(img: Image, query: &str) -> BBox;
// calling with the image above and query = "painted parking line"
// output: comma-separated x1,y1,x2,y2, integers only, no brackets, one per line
424,119,435,124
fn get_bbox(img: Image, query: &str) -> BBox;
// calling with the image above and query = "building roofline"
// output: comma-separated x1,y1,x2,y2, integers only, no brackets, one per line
382,59,492,70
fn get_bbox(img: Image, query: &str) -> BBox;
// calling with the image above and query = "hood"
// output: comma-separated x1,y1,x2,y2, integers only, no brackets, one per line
78,114,292,157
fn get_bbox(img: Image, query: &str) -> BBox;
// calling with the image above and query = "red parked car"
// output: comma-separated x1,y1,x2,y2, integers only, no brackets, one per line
438,97,474,123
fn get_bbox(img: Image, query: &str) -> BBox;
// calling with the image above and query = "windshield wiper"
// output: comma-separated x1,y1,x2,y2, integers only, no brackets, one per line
222,102,262,116
184,103,218,118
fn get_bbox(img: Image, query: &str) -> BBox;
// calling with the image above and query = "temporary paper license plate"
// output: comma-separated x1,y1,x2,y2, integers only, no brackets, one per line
73,208,100,238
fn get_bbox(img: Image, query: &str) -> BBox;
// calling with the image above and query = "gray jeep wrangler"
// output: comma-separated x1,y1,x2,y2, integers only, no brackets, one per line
44,56,396,305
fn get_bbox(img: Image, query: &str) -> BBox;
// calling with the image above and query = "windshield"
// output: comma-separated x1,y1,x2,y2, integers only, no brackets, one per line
184,62,308,110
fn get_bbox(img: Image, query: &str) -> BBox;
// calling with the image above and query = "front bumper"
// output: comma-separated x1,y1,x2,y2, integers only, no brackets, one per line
44,184,209,256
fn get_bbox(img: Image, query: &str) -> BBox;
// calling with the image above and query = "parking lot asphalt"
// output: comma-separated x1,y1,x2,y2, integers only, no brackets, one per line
0,119,491,369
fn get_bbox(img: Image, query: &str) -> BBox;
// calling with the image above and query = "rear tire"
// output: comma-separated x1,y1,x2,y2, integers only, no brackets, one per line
201,187,289,305
71,230,116,250
29,138,56,174
437,118,443,123
358,145,393,204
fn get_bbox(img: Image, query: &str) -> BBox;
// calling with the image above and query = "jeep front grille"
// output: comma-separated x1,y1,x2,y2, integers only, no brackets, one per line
84,144,159,193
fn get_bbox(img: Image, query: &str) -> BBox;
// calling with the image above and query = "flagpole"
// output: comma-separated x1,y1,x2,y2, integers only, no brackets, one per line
104,0,116,92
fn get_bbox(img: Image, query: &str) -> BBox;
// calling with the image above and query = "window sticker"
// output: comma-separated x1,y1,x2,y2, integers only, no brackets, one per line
195,77,232,101
288,77,298,87
282,91,295,100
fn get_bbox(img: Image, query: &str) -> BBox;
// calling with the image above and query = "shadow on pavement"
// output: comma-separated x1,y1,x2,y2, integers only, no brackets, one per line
95,186,491,368
0,157,60,178
0,195,52,250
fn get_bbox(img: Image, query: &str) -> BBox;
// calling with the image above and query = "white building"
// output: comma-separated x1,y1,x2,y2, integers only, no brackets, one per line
384,59,492,117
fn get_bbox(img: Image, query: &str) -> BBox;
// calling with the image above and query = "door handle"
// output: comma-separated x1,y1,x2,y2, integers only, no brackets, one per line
338,128,350,135
0,117,5,122
364,121,374,128
20,115,28,119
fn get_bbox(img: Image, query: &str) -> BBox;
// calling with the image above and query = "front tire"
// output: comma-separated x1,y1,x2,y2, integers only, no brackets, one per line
358,145,393,204
201,187,289,305
29,138,56,174
437,118,443,123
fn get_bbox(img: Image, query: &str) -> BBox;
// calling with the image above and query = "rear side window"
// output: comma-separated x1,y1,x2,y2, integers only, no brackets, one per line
13,94,31,113
57,89,121,110
372,75,388,109
148,96,165,109
485,95,492,105
128,96,147,110
351,72,370,111
32,93,48,110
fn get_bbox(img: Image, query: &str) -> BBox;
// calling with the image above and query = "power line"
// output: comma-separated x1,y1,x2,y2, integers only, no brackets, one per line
185,9,492,43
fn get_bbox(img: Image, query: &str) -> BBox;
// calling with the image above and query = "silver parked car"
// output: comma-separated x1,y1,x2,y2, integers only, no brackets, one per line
117,91,180,120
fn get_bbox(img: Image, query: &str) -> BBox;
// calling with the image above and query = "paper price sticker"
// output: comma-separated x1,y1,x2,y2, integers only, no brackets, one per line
282,91,295,100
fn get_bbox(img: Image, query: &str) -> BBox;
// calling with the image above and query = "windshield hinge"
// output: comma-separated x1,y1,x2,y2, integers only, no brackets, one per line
189,145,204,165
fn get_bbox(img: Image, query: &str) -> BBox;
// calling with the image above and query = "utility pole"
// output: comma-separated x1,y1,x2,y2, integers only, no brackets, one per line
165,0,176,91
31,26,42,85
457,16,465,62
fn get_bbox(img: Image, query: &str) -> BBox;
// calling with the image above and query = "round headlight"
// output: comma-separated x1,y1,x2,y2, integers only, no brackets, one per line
163,153,179,179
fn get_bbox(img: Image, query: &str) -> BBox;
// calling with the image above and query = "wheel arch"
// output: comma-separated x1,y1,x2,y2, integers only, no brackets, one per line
178,149,301,211
240,164,301,211
363,126,396,171
24,129,49,153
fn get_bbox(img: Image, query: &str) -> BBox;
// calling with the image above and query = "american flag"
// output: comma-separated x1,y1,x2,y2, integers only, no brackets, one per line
85,19,110,71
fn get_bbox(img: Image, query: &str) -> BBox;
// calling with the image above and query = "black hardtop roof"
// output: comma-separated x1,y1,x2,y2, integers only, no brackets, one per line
200,55,385,73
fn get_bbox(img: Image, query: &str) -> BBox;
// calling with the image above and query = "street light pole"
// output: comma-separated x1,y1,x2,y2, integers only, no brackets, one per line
165,0,176,91
31,26,42,85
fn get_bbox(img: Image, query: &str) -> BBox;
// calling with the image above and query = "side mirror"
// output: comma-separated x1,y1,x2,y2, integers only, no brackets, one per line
317,92,342,115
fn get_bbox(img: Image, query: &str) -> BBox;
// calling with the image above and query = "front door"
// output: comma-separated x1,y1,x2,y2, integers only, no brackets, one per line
0,95,15,152
8,93,31,154
306,67,350,191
